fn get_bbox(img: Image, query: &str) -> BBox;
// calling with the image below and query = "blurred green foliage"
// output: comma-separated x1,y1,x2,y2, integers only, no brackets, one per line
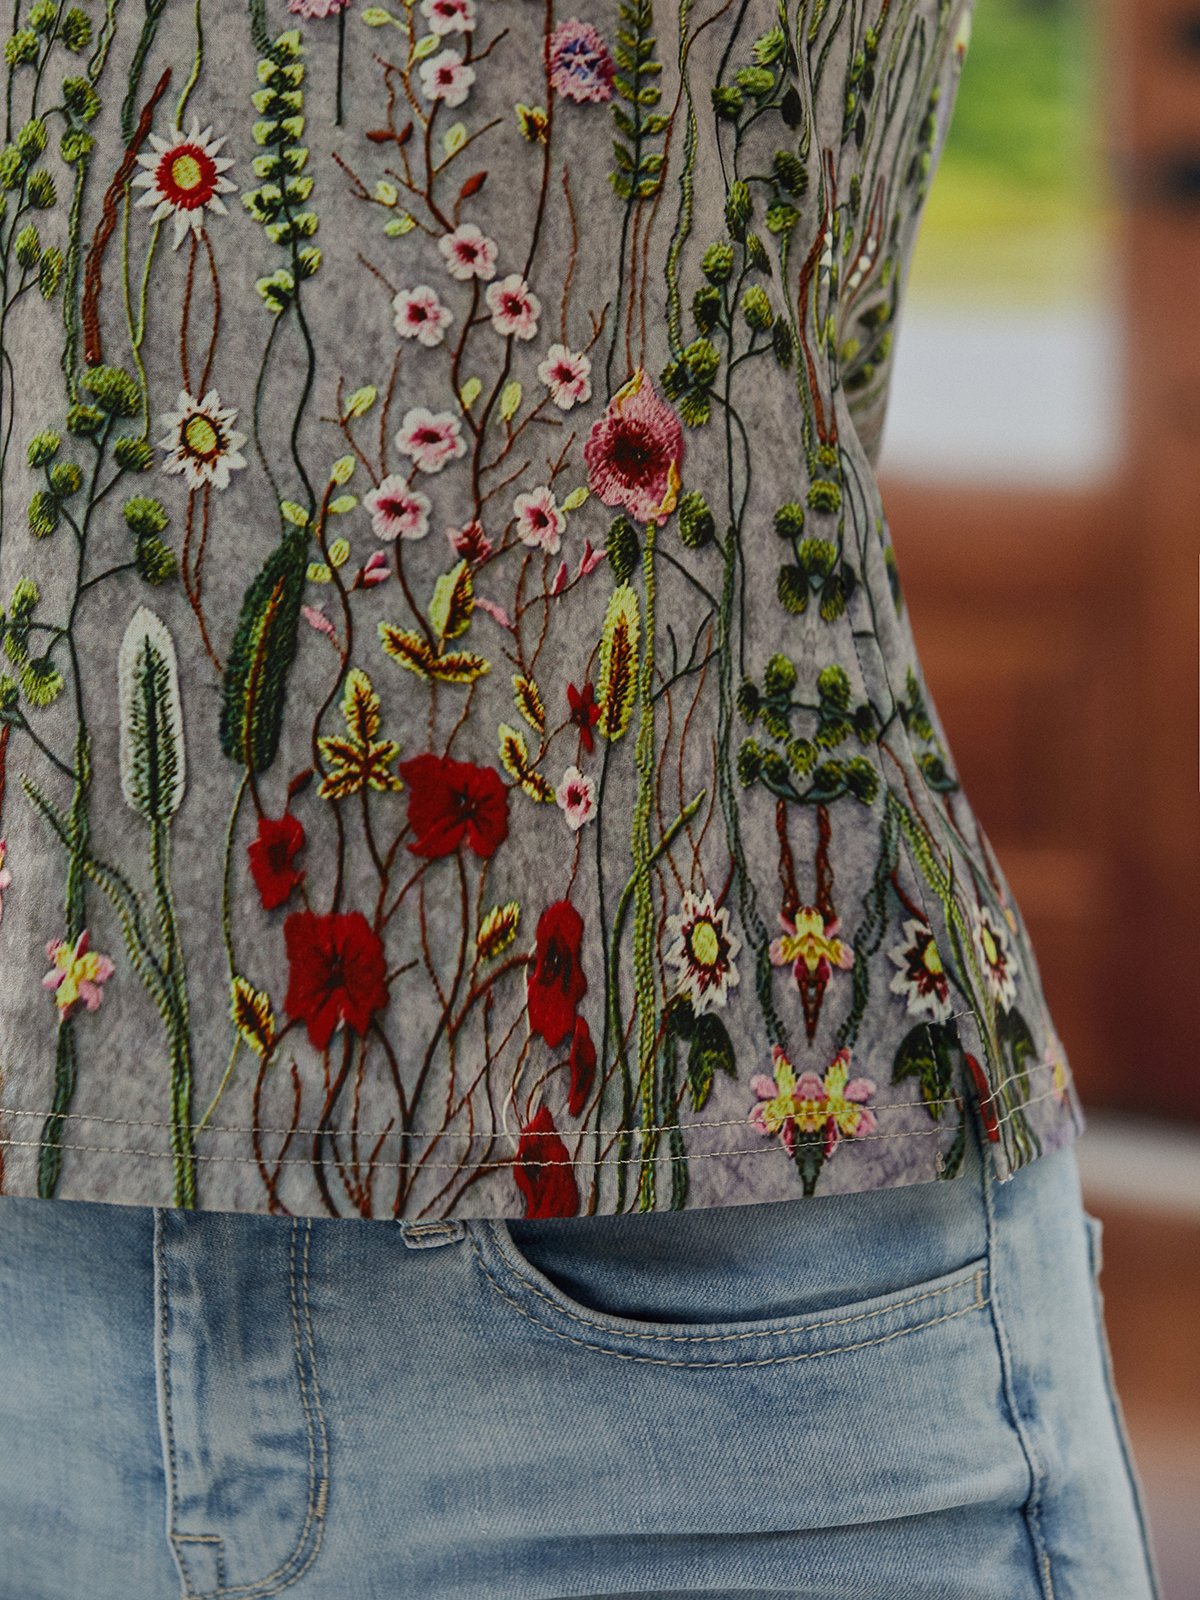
913,0,1112,305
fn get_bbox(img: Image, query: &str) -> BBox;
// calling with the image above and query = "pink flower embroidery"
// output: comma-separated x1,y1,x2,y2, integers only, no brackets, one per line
392,285,453,347
584,368,683,524
288,0,351,15
751,1046,877,1159
512,485,565,553
0,839,11,925
555,765,597,830
364,475,432,540
548,18,615,104
537,343,592,410
438,222,497,282
420,0,474,33
43,930,115,1017
485,274,540,341
418,49,475,109
356,550,391,588
395,408,467,474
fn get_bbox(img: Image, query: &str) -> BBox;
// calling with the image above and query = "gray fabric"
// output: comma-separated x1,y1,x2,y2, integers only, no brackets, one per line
0,0,1084,1218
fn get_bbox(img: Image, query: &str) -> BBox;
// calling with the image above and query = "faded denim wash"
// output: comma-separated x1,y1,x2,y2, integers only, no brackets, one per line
0,1117,1160,1599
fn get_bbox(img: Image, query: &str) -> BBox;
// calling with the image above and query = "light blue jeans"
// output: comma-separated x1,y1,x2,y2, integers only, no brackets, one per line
0,1116,1161,1599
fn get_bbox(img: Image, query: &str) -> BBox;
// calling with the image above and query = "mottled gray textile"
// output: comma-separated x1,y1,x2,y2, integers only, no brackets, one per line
0,0,1083,1218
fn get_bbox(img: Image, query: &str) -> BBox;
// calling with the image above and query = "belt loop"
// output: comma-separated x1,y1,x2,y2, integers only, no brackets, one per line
397,1220,466,1250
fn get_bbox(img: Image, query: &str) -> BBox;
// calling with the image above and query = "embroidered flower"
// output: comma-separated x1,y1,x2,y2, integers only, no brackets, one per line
547,18,615,104
567,680,600,752
665,888,740,1015
485,273,540,341
792,1048,877,1157
514,1103,580,1217
750,1047,804,1154
288,0,351,15
770,905,854,989
395,407,467,474
364,475,432,541
157,388,247,491
392,284,453,347
421,0,475,32
356,550,391,588
555,765,597,830
42,930,115,1017
247,812,306,910
512,485,565,553
419,48,475,109
970,901,1019,1011
887,917,953,1024
567,1014,596,1116
584,368,683,524
0,839,10,925
399,752,509,859
131,118,236,248
527,899,587,1048
438,222,497,281
284,909,389,1051
537,344,592,411
751,1046,876,1158
447,518,492,563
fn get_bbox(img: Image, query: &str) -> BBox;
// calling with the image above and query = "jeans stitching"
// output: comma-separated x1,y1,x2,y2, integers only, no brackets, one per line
488,1220,988,1345
469,1230,987,1368
979,1118,1056,1600
1083,1217,1165,1600
206,1218,330,1599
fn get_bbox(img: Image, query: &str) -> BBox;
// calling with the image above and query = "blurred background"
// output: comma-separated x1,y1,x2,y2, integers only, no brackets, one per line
878,0,1200,1591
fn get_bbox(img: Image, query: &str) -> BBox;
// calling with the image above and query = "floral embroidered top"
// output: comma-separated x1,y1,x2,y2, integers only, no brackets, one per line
0,0,1084,1220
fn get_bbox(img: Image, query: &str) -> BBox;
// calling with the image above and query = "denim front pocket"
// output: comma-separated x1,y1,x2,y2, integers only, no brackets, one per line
469,1213,990,1369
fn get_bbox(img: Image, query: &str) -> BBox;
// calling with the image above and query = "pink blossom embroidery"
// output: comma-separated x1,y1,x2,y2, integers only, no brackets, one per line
537,343,592,410
0,839,10,925
548,18,615,104
392,285,453,347
584,368,683,524
364,475,432,539
288,0,351,15
420,0,475,33
419,49,475,108
513,486,565,553
395,408,467,474
43,930,115,1017
555,765,597,830
485,274,540,340
438,222,497,282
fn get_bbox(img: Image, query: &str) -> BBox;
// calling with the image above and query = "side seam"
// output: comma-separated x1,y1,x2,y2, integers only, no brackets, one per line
977,1107,1057,1600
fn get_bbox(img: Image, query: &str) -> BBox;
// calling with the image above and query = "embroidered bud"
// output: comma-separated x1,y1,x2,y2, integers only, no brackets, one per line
702,240,734,285
678,490,714,550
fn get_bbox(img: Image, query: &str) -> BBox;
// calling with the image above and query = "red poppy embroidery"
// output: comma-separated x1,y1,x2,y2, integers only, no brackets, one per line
398,752,509,859
247,812,306,910
284,909,389,1050
514,1104,580,1217
964,1052,1001,1143
527,899,587,1048
567,680,600,753
567,1013,596,1117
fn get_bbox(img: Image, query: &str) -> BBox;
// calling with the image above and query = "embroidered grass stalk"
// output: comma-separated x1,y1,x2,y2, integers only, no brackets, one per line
631,519,659,1210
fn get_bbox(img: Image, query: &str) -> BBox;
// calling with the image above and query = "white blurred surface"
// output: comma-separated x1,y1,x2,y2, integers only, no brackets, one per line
879,302,1125,487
